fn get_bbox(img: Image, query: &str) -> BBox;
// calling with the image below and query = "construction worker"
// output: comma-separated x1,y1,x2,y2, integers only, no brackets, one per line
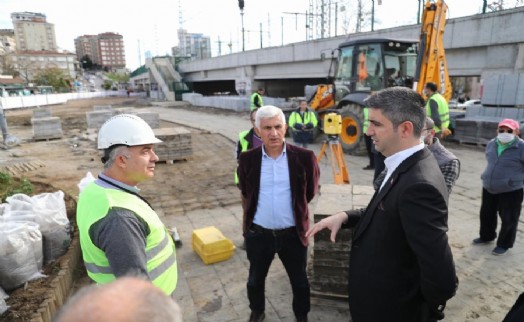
288,100,318,148
76,114,178,296
235,109,263,251
424,82,451,140
362,107,374,170
0,101,19,147
235,109,263,185
250,88,265,111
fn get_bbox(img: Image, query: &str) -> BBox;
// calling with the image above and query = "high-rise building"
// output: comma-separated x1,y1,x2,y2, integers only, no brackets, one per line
74,35,99,65
175,29,211,60
74,32,126,70
7,12,77,83
11,12,57,51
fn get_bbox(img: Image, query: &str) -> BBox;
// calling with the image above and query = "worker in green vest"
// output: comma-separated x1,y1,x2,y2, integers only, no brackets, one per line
235,109,263,250
250,88,265,111
288,100,318,148
76,114,178,296
362,107,375,170
235,109,263,185
424,82,451,139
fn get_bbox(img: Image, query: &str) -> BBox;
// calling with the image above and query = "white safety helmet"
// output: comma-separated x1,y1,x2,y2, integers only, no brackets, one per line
97,114,162,149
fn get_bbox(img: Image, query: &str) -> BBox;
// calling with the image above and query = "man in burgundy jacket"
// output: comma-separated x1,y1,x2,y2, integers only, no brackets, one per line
237,105,320,322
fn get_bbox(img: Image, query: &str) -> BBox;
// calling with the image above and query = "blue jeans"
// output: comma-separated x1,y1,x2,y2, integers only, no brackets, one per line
245,226,310,317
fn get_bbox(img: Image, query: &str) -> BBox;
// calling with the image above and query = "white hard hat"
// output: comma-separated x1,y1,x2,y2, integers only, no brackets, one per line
97,114,162,149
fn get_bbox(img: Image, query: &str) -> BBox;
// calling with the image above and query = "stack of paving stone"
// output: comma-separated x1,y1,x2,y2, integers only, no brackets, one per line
153,127,192,163
135,111,160,128
32,107,63,140
86,109,114,129
32,106,53,119
113,107,136,115
92,105,113,112
309,184,373,298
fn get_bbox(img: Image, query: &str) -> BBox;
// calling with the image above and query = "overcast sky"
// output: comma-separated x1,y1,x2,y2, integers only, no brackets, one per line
0,0,519,71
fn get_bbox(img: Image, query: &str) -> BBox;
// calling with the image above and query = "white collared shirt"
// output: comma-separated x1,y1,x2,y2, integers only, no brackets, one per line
379,142,425,191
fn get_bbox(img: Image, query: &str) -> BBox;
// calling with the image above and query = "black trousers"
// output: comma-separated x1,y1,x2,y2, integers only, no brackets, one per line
364,134,374,167
479,188,523,249
373,148,386,182
245,226,310,317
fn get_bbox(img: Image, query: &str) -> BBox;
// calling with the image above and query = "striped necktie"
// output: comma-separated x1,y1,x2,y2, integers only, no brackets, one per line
373,168,388,191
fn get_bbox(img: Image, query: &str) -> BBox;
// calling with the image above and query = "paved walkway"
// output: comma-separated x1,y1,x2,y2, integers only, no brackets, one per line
149,103,524,322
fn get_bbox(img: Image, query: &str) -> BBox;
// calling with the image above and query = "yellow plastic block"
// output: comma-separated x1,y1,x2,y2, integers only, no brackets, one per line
192,226,236,265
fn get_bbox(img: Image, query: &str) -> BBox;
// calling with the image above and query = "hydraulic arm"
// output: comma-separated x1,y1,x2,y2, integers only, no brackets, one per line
414,0,452,101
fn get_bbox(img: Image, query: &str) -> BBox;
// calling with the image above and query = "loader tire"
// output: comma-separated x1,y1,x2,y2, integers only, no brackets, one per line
339,103,367,156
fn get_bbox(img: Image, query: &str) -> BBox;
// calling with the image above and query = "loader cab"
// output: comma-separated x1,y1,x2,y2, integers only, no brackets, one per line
332,38,419,104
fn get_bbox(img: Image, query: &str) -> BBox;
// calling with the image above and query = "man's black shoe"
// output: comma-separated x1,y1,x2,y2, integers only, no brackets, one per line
296,316,308,322
248,311,265,322
363,165,374,170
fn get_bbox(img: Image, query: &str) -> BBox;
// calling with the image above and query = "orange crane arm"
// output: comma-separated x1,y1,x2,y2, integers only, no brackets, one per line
414,0,452,102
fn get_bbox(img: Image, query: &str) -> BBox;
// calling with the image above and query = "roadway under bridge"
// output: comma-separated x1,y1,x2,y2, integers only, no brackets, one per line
177,6,524,100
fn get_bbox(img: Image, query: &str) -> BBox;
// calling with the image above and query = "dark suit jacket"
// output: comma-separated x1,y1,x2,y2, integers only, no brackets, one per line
237,143,319,246
346,148,457,322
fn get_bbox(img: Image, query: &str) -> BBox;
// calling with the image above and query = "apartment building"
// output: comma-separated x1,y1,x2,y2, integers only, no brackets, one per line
74,32,126,71
6,12,77,82
174,29,211,60
11,12,57,51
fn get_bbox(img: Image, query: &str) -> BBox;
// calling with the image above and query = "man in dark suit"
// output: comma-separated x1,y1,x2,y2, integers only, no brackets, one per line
238,105,320,322
306,87,457,322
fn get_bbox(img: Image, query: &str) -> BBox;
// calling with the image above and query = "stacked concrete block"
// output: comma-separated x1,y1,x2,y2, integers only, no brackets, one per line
113,107,136,115
32,117,63,140
135,111,160,128
86,110,113,129
32,107,52,119
309,184,373,298
153,127,192,163
93,105,112,111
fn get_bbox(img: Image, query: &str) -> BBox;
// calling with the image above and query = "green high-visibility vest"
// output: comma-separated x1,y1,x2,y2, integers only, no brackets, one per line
234,130,250,184
426,93,450,133
288,110,318,128
250,92,263,111
77,182,178,295
363,107,370,134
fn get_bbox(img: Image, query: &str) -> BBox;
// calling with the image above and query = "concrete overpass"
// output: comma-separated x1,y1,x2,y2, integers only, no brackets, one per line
178,6,524,99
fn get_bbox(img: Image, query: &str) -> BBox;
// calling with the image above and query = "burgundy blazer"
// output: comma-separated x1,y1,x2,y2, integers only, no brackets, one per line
237,143,320,246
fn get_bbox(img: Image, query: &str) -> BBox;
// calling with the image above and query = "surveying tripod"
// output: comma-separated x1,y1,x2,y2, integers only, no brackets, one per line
317,134,350,184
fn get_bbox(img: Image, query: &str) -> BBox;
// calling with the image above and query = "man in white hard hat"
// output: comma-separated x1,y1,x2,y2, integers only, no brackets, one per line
76,114,178,296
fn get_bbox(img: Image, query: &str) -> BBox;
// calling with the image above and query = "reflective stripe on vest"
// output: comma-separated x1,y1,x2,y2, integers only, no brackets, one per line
77,182,178,295
426,93,450,132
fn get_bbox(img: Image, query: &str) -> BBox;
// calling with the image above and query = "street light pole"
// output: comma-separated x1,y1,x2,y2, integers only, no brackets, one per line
371,0,375,31
238,0,245,51
242,10,245,51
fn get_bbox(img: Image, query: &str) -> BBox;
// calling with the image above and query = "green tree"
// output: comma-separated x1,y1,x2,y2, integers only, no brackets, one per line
102,80,113,90
105,71,129,83
32,68,72,92
80,55,93,70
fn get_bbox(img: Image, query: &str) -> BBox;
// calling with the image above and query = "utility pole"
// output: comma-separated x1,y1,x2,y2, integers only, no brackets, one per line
283,11,320,41
281,16,284,46
216,36,222,56
260,23,263,48
371,0,375,31
238,0,245,51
